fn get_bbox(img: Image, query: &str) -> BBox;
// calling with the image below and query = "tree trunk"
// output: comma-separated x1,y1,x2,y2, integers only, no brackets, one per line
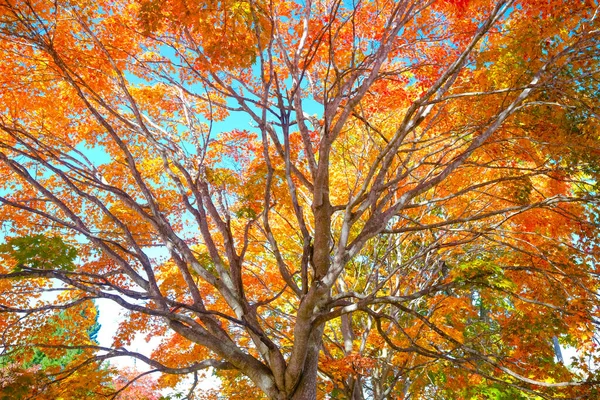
289,372,318,400
289,327,324,400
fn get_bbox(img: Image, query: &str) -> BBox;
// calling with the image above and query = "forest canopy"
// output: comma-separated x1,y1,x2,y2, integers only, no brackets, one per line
0,0,599,398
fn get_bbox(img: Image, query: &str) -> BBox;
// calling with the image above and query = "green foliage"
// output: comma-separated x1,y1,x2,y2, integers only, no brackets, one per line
471,383,539,400
0,234,77,272
0,306,105,399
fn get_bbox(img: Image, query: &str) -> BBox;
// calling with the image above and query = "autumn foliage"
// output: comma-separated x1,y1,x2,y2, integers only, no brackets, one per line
0,0,599,399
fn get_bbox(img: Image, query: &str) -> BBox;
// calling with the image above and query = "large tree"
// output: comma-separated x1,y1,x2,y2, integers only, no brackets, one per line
1,0,599,398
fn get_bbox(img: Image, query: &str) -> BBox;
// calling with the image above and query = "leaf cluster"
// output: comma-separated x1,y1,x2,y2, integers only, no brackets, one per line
0,234,77,272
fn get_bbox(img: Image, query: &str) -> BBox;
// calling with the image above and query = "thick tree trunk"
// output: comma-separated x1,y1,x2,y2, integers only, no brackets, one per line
289,372,318,400
288,361,318,399
289,326,324,400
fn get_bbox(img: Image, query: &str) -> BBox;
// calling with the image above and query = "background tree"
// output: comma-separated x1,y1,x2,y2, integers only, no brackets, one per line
0,236,159,399
0,0,599,398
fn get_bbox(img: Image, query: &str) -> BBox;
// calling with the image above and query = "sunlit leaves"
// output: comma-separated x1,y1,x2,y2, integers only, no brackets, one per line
137,0,271,69
0,0,598,398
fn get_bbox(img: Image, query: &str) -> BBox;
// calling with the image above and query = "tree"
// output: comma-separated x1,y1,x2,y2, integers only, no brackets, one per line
0,0,599,398
0,235,153,399
0,299,113,399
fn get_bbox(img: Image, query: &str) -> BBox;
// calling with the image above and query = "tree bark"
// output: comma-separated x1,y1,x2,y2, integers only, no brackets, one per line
289,326,324,400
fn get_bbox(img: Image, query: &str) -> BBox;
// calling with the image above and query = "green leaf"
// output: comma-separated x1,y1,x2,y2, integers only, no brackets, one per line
0,234,77,272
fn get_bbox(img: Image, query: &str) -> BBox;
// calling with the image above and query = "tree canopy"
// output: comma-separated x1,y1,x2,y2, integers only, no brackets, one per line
0,0,599,398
